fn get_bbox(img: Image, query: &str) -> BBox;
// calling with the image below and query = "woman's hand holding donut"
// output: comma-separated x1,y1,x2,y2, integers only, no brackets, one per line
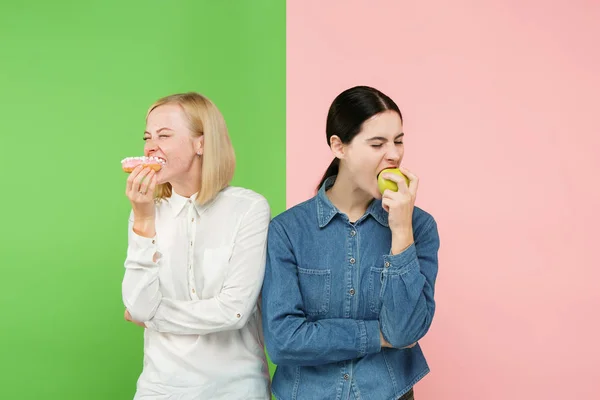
126,165,157,237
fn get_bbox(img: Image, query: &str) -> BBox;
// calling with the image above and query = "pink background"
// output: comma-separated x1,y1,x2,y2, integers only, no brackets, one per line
286,1,600,398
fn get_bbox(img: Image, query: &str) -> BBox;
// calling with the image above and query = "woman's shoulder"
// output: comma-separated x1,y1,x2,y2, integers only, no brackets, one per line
220,185,267,203
412,206,439,239
270,196,318,228
413,205,435,222
216,185,270,213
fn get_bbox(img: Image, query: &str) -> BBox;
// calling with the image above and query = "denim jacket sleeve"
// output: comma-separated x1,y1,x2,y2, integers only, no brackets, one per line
261,219,382,366
378,216,440,348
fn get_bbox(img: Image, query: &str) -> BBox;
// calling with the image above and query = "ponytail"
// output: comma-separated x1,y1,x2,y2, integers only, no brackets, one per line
315,158,340,193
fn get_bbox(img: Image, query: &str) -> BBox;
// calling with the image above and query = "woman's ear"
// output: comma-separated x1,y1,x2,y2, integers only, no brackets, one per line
329,135,345,159
195,135,204,156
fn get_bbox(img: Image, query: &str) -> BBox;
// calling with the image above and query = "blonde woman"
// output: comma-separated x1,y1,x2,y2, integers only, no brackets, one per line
122,92,271,399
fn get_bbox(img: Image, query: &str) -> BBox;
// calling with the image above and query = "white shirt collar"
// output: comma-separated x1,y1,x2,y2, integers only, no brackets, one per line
167,189,201,217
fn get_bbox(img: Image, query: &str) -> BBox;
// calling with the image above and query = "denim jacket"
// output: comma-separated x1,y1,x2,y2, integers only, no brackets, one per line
261,176,440,400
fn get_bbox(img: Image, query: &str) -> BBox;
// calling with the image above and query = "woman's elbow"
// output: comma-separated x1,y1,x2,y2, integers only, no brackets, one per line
126,303,155,323
263,328,306,366
263,328,288,365
123,293,160,323
398,313,435,347
265,342,293,366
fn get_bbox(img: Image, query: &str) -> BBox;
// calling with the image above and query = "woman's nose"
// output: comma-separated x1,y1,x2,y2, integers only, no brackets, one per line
385,144,400,161
144,140,158,155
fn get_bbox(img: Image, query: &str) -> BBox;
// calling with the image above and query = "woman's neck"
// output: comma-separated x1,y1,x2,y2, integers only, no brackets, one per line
326,170,373,223
170,159,203,198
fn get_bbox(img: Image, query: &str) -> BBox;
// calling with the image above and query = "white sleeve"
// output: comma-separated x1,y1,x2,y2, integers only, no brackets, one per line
144,197,271,335
121,212,162,322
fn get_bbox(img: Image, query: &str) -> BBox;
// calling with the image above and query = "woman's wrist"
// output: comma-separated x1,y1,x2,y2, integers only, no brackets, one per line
390,230,414,255
132,218,156,238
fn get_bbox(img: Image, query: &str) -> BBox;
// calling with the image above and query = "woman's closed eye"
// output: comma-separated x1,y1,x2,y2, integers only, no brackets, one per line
143,135,169,141
371,141,403,148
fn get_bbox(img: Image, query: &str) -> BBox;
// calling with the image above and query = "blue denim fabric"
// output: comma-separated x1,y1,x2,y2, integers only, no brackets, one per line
261,176,440,400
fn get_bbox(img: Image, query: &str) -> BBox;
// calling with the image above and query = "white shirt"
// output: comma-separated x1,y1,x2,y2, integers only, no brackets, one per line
122,186,272,399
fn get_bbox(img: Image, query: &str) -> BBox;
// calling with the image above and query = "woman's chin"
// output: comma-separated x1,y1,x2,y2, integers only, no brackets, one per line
155,169,169,185
369,186,383,199
156,174,168,186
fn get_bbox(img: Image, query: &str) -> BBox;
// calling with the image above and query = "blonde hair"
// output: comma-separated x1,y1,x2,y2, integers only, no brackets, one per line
148,92,236,205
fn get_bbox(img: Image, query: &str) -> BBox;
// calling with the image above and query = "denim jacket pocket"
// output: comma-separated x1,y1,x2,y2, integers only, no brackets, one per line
297,267,331,317
368,267,385,315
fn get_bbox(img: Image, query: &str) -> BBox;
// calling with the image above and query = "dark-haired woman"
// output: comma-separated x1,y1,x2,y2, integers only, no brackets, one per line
261,86,440,400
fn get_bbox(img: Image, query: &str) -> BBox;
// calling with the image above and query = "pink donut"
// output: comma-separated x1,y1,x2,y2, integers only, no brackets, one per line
121,156,166,173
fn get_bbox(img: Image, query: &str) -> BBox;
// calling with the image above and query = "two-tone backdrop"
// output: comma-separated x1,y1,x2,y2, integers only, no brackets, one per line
2,1,599,399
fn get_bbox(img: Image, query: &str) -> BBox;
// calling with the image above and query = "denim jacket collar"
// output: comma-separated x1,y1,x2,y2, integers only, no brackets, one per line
316,175,389,228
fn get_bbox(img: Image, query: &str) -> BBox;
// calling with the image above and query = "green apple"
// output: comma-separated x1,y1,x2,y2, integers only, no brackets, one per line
377,168,410,194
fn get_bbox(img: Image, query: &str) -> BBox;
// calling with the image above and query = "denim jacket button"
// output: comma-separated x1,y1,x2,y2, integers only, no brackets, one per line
350,230,356,236
343,374,349,380
349,258,356,264
384,261,390,268
349,288,355,295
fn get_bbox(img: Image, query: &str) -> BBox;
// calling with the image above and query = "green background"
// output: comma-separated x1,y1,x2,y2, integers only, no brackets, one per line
0,1,285,398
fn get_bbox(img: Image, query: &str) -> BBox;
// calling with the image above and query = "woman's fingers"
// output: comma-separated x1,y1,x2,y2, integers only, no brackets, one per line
138,169,155,195
126,165,143,194
398,166,419,195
